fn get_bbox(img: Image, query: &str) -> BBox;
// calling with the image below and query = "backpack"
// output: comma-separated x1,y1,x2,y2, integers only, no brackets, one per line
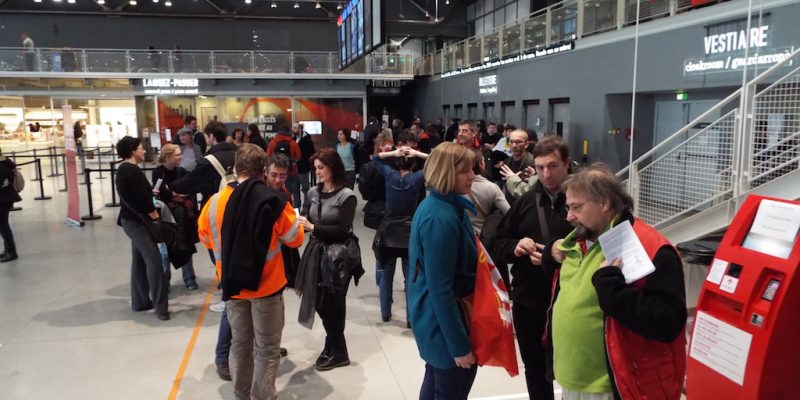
12,169,24,192
274,139,294,165
206,154,236,193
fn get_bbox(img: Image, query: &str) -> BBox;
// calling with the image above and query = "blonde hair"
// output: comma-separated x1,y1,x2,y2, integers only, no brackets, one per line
158,144,180,164
423,142,475,194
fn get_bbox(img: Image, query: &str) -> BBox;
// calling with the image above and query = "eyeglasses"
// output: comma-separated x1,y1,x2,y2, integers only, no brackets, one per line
268,172,288,180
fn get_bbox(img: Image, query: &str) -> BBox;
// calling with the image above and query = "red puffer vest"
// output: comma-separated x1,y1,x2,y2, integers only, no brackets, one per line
604,219,686,400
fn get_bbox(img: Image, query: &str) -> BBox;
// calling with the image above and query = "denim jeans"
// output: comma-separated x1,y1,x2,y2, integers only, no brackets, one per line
377,256,409,319
419,363,478,400
227,294,284,400
158,243,197,285
216,307,232,365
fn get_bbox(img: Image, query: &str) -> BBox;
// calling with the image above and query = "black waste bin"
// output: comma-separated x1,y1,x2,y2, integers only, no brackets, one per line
677,237,721,310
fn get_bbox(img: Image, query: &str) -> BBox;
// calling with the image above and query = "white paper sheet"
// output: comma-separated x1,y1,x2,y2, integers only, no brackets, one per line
690,311,753,385
598,220,656,284
707,258,728,285
749,199,800,241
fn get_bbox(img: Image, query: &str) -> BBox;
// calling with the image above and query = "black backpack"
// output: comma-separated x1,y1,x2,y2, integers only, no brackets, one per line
274,139,294,164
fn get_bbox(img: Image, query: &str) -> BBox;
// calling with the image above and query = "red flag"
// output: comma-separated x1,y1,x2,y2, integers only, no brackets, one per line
470,237,519,376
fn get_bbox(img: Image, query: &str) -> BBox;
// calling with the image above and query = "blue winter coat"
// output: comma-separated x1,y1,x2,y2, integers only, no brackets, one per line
408,190,477,369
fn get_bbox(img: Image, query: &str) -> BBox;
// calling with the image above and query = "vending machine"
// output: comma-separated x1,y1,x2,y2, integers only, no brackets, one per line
687,195,800,399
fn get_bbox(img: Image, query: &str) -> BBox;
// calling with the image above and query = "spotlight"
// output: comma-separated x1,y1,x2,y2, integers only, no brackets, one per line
271,1,277,7
245,0,251,3
153,0,159,3
315,1,320,8
68,0,75,3
53,0,62,3
97,0,104,3
293,2,299,8
165,0,172,5
129,0,137,5
34,0,43,2
446,0,449,4
336,2,342,9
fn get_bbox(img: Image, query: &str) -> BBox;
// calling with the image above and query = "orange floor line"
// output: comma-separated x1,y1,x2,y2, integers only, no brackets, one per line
167,279,218,400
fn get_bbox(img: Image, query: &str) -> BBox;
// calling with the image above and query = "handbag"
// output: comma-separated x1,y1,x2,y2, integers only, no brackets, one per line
121,197,176,245
317,196,363,290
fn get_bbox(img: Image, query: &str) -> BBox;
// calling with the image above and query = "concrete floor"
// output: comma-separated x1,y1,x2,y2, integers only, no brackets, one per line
0,157,541,400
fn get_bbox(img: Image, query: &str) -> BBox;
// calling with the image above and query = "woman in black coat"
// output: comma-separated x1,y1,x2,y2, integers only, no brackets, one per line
0,149,21,262
116,136,170,321
151,143,198,290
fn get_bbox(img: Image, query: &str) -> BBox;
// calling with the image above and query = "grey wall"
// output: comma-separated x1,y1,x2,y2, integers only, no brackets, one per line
0,14,338,51
409,1,800,170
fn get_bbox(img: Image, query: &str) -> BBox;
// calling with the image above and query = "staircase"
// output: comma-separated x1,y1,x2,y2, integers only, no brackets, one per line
620,48,800,244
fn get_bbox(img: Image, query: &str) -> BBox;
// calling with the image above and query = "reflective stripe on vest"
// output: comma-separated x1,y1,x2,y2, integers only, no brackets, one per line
279,218,301,244
208,194,222,263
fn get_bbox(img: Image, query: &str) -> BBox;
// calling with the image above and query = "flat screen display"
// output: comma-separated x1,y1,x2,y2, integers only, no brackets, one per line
337,0,384,70
299,120,322,135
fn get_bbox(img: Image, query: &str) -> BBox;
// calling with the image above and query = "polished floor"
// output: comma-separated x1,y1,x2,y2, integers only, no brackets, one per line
0,158,543,399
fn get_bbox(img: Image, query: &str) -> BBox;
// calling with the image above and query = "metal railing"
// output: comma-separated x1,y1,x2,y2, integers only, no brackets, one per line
620,48,800,239
0,48,414,77
414,0,724,76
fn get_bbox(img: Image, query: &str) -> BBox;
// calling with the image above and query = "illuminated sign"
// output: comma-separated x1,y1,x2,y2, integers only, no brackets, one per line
704,26,769,55
479,74,498,96
443,41,574,78
143,79,199,95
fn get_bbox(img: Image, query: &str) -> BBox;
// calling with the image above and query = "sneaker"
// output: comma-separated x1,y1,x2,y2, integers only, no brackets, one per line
186,281,199,290
209,301,226,313
216,363,232,381
0,253,18,262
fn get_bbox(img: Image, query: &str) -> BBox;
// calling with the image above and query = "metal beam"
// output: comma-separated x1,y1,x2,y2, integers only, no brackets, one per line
0,9,335,21
406,0,433,19
204,0,228,15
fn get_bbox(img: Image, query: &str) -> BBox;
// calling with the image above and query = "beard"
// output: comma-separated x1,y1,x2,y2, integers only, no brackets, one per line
573,222,599,240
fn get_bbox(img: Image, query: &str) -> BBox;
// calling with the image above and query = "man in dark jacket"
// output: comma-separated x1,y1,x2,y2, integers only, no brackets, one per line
493,136,573,400
173,122,236,208
541,164,686,400
295,123,316,208
172,115,206,154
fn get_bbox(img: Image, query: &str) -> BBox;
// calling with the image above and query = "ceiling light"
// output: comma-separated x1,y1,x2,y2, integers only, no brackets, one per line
53,0,62,3
245,0,251,3
337,2,342,9
271,1,277,7
68,0,75,3
425,11,429,17
153,0,159,3
34,0,43,2
315,1,320,8
293,2,299,8
165,0,172,6
129,0,137,5
97,0,105,4
446,0,449,4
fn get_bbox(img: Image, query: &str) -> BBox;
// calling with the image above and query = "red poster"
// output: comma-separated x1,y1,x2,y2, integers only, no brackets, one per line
62,105,83,226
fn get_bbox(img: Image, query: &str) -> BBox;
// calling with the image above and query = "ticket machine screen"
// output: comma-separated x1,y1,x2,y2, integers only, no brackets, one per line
740,199,800,259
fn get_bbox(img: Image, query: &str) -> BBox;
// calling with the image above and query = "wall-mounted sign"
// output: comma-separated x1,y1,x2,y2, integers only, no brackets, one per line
685,18,794,76
443,41,575,78
479,74,498,96
143,78,200,95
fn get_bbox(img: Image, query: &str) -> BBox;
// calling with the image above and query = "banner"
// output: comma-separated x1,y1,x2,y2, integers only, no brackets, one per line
471,238,519,376
62,105,83,226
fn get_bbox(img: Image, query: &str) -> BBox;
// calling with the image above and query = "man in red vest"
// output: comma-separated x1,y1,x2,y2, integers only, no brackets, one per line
542,163,686,400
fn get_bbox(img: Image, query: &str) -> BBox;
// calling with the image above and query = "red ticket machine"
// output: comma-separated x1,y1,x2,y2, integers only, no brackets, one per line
687,195,800,399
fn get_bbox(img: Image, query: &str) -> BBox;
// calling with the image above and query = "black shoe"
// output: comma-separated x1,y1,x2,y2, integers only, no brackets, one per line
382,315,391,323
280,347,288,357
315,350,329,366
315,355,350,371
216,363,232,381
0,253,18,262
157,312,170,321
186,281,199,290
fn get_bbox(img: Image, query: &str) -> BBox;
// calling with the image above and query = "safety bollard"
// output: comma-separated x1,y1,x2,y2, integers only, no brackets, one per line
81,168,102,221
95,149,106,180
33,159,51,201
106,161,120,208
30,149,43,182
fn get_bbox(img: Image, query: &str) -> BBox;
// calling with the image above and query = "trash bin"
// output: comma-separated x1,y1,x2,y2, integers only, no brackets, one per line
677,237,721,310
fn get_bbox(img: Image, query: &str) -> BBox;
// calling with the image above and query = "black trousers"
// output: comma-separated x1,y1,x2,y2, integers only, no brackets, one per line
513,300,554,400
0,204,16,255
316,284,349,358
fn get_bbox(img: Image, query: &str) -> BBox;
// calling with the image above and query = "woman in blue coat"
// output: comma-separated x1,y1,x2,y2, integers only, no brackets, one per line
408,142,478,400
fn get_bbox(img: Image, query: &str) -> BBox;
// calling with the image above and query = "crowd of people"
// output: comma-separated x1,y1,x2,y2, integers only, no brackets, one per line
113,114,687,400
